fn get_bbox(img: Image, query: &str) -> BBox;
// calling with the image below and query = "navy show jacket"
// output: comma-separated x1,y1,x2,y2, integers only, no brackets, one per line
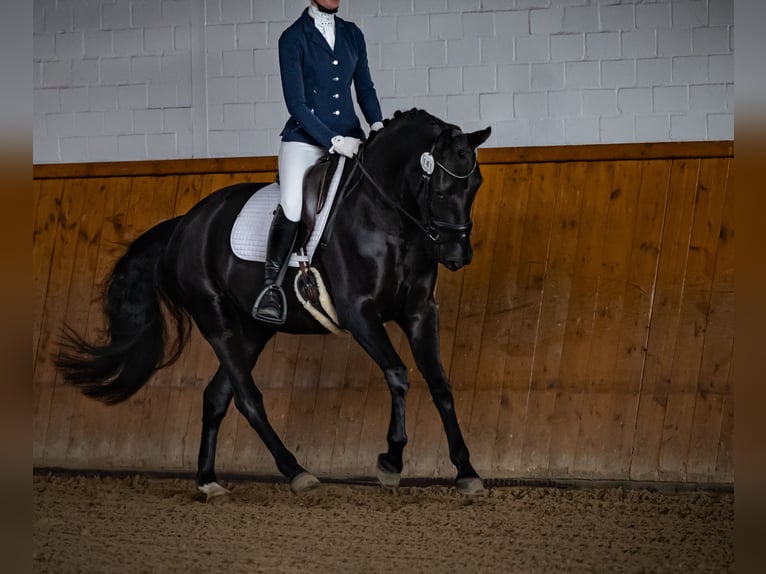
278,8,383,150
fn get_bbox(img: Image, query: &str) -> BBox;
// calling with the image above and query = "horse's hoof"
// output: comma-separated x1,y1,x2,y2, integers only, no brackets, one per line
456,477,485,496
376,466,401,489
290,472,320,493
198,481,231,502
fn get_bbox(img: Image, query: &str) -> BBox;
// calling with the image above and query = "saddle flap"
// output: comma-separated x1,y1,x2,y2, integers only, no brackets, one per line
299,154,341,248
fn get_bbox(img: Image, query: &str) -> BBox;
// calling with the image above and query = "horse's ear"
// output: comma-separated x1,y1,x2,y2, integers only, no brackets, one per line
467,127,491,149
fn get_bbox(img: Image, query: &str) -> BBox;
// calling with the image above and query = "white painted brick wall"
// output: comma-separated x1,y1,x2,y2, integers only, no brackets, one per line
34,0,735,163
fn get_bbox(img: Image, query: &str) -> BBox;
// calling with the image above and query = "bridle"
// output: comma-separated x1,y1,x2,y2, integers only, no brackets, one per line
417,144,477,242
352,140,478,244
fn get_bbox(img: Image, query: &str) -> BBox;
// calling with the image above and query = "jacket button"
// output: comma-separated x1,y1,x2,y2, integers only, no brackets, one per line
333,110,340,116
332,76,339,82
332,93,339,99
332,60,338,65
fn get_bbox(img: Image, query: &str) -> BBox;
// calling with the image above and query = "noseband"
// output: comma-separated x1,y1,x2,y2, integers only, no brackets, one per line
353,143,477,244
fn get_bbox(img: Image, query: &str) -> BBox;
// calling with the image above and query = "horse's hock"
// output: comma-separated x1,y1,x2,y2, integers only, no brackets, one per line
33,141,734,485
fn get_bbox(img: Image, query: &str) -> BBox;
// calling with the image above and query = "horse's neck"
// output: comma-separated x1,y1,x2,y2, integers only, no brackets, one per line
352,124,440,226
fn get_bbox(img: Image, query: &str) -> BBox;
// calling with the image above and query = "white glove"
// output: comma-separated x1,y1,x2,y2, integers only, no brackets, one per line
330,135,361,158
370,121,384,132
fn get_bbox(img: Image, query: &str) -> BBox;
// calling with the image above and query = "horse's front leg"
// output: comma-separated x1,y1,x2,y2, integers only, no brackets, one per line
401,302,484,495
345,309,411,488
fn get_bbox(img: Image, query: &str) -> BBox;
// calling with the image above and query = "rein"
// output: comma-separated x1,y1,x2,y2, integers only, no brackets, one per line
352,142,477,243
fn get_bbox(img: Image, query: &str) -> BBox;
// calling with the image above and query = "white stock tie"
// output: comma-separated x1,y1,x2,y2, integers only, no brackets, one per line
309,4,335,50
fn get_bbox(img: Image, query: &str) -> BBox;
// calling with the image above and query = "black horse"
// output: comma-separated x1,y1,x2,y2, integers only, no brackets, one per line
57,109,492,499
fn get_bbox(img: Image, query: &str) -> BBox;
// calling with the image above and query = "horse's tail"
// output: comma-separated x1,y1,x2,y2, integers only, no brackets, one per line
55,217,191,405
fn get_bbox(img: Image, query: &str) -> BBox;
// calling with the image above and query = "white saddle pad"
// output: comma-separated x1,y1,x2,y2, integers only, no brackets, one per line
230,156,346,267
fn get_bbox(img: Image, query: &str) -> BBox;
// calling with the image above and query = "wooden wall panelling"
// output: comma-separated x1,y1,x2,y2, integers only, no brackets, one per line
658,158,729,480
548,161,614,477
42,181,98,465
32,179,62,376
199,173,228,200
35,179,86,463
308,332,351,476
62,178,119,466
712,161,734,483
45,178,108,465
284,333,326,473
715,367,734,482
32,179,42,228
522,162,586,476
573,161,643,478
631,159,701,480
30,178,43,355
464,165,513,477
604,161,670,478
471,163,528,476
493,162,559,476
683,158,733,481
32,179,64,379
32,157,279,180
88,178,137,464
477,141,732,166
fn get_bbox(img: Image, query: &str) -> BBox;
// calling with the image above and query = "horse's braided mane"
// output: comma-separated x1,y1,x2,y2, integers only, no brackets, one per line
383,108,452,132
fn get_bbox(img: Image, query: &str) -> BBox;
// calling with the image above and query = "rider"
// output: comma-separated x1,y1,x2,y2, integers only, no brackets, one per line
253,0,384,323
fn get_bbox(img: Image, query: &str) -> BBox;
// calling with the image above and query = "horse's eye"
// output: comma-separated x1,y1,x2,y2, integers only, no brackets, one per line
458,149,467,159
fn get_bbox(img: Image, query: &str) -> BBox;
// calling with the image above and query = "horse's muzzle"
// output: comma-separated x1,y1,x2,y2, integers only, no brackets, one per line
439,243,473,271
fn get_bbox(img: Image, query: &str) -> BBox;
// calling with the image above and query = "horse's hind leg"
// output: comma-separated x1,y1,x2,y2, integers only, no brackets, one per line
193,305,319,494
197,328,273,499
197,368,234,500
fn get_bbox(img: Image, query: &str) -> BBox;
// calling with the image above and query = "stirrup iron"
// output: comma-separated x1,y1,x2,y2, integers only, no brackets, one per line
252,284,288,324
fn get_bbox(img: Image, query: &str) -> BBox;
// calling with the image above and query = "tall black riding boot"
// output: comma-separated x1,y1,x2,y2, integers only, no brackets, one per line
252,205,300,323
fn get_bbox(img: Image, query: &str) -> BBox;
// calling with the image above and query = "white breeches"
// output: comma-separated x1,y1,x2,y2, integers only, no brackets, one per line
278,141,326,222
